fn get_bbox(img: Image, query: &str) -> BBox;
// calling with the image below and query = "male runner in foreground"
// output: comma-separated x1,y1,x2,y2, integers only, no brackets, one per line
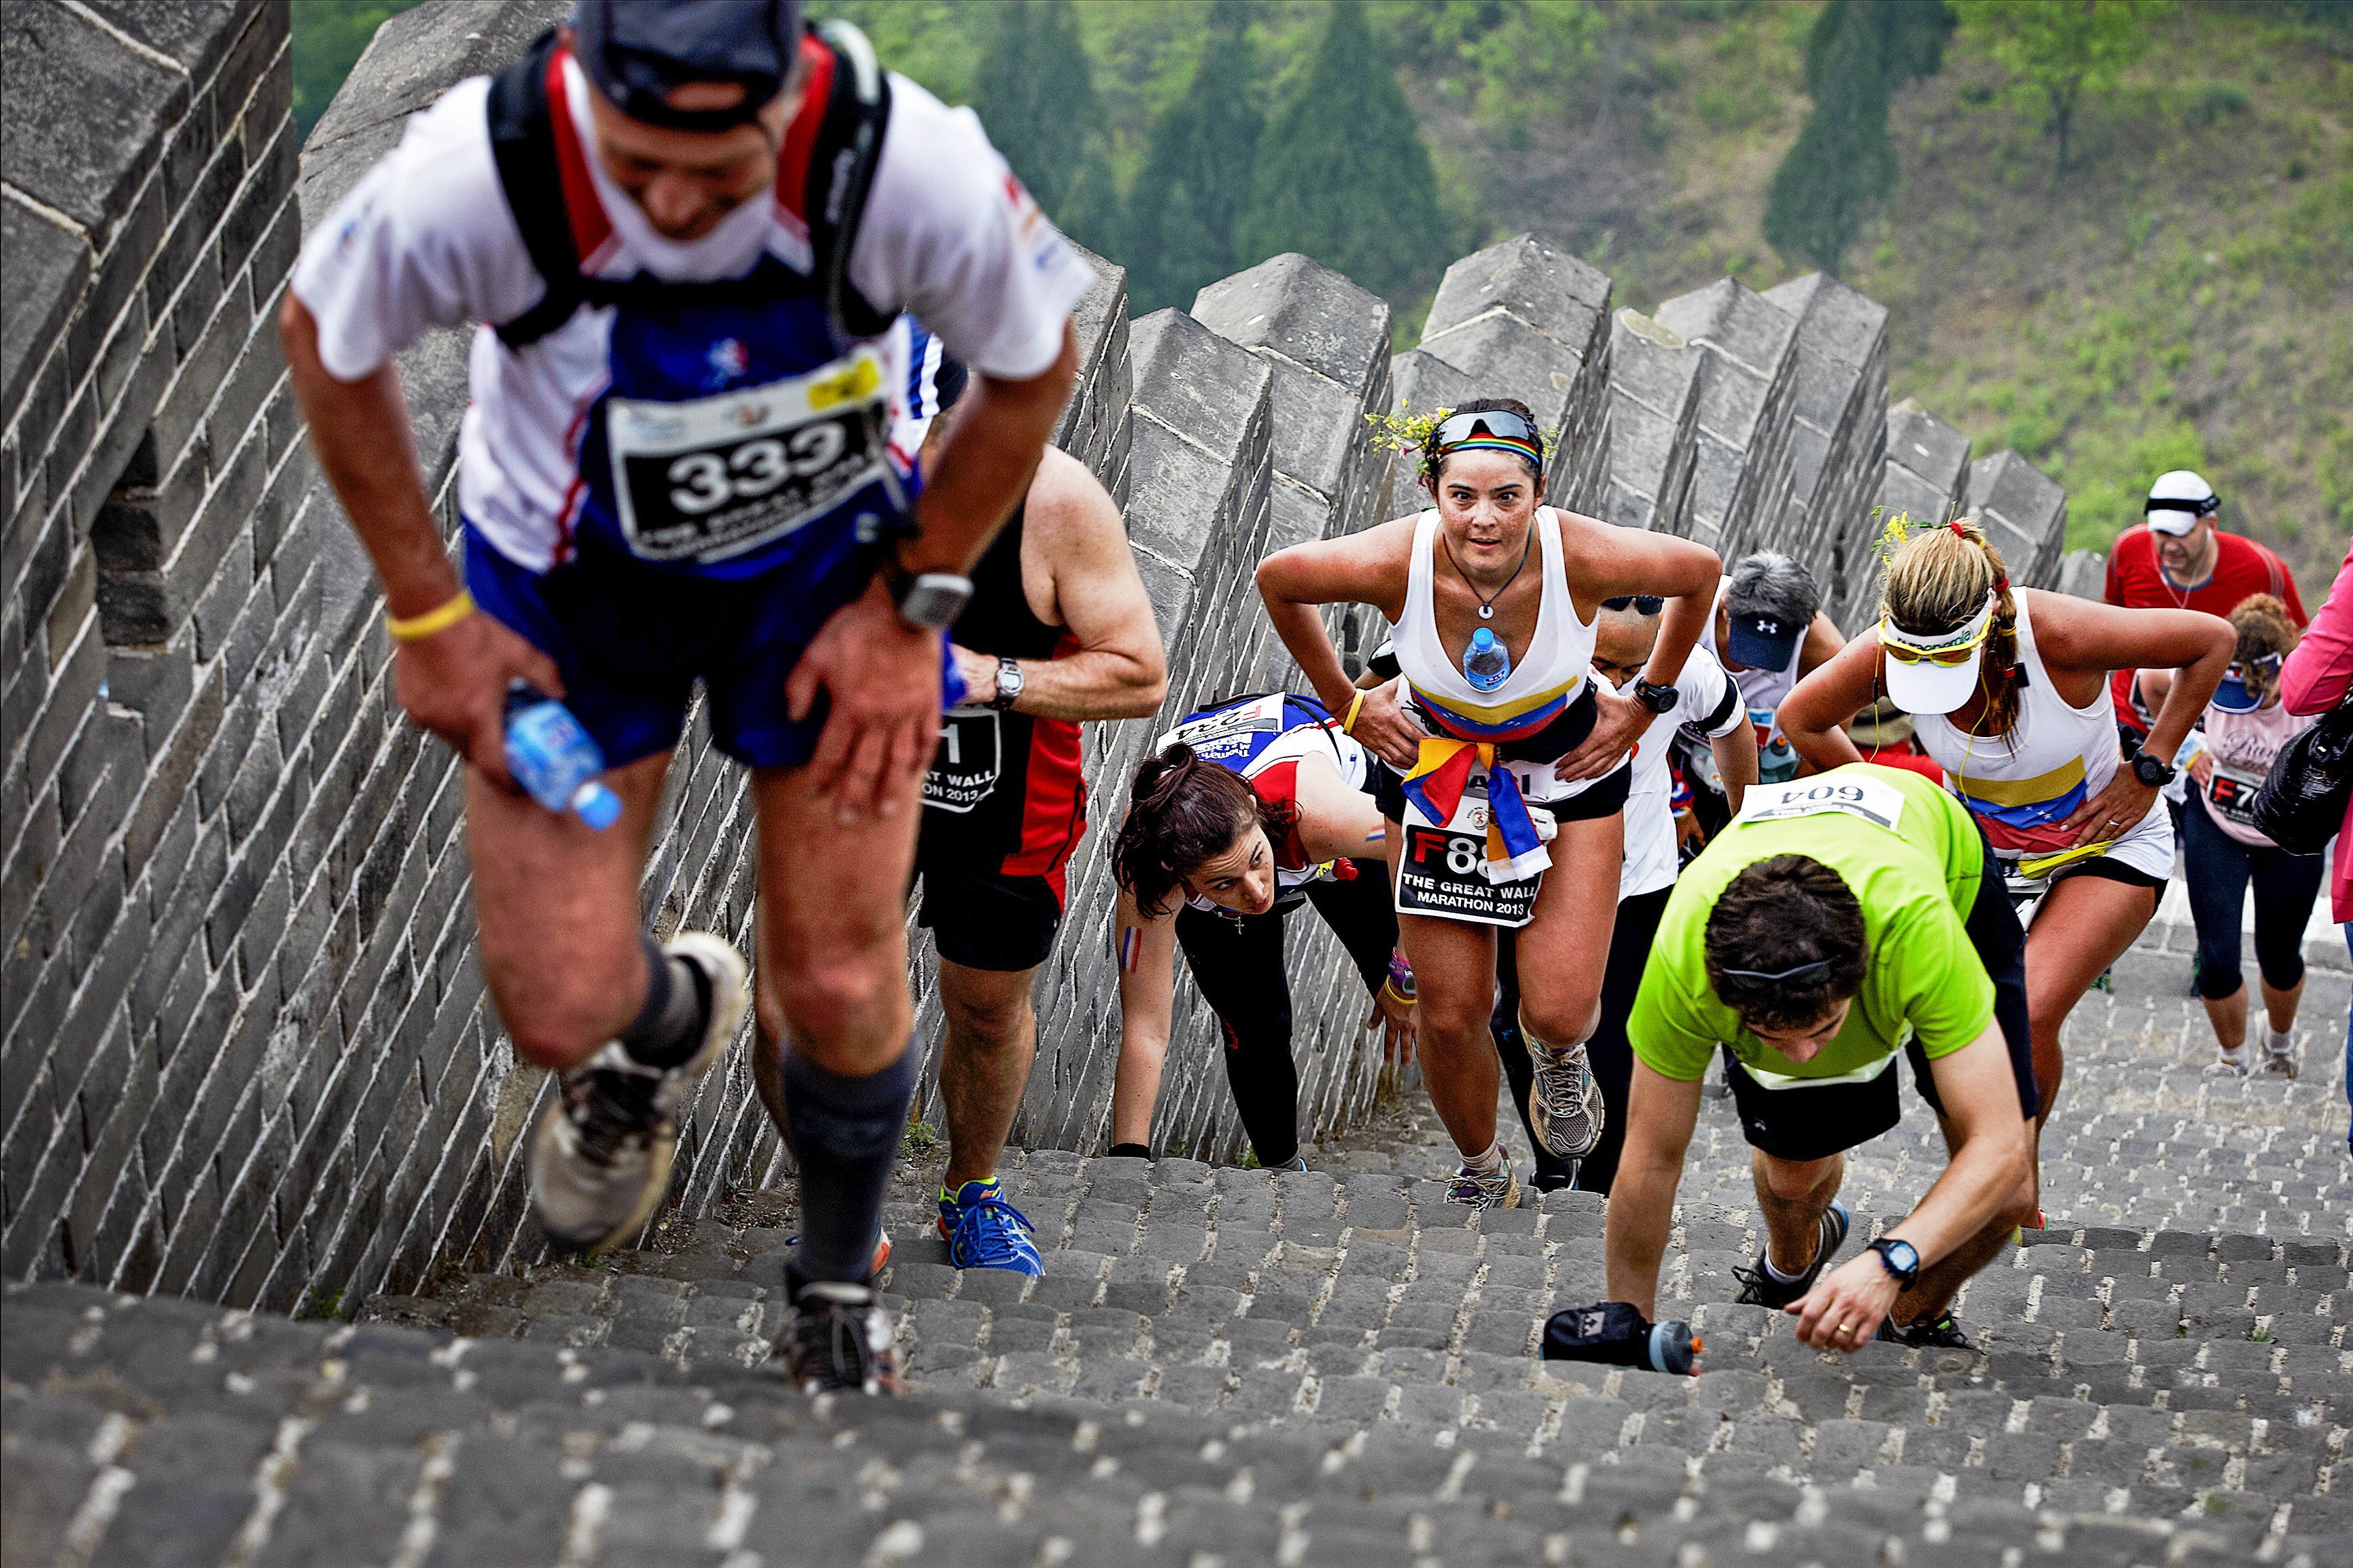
284,1,1092,1392
1606,765,2035,1351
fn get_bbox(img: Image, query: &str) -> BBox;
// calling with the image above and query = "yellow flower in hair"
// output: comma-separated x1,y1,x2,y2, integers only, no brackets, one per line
1365,403,1453,458
1872,508,1919,568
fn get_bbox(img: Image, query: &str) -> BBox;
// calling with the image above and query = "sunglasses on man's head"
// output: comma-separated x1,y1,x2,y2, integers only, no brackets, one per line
1602,595,1664,614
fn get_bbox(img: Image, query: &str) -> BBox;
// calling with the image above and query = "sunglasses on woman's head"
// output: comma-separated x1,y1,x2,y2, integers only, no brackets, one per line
1602,595,1665,614
1880,620,1990,667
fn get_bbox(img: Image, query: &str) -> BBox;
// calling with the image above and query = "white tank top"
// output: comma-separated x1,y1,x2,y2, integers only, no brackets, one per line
1910,592,2154,871
1390,508,1595,745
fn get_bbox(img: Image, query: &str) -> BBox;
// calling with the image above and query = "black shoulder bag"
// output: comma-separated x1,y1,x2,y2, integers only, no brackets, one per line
2246,693,2353,857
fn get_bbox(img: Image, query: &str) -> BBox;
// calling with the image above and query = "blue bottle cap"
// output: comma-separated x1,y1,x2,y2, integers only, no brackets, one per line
1471,627,1497,648
573,782,624,830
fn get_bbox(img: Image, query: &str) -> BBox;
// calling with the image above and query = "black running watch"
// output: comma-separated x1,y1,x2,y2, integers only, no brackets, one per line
1631,677,1679,715
2130,752,2176,788
1868,1237,1922,1288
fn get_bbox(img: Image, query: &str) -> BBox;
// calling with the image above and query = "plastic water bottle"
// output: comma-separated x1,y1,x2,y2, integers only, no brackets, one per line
1645,1319,1703,1376
1463,626,1511,693
504,685,623,830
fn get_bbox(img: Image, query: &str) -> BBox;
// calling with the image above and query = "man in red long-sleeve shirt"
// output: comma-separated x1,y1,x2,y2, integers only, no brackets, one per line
2106,470,2306,746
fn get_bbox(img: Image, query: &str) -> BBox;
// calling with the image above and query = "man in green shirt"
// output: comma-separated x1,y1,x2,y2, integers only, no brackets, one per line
1606,765,2036,1352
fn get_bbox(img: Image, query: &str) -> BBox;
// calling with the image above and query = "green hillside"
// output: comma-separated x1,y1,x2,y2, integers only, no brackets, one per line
294,1,2349,589
832,1,2349,589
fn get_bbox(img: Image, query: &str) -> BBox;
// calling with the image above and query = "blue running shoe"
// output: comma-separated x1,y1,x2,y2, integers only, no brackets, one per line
936,1179,1042,1275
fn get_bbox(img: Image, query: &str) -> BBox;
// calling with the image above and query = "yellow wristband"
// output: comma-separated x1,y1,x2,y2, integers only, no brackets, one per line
1381,979,1416,1006
1342,689,1367,734
387,589,475,644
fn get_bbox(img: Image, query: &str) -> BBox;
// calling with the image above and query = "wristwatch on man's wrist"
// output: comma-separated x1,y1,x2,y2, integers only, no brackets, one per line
882,556,972,631
1867,1237,1922,1289
1631,677,1678,715
2130,751,2176,788
990,657,1024,711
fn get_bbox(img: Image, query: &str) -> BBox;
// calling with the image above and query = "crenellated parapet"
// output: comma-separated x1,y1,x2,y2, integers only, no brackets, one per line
0,0,2075,1304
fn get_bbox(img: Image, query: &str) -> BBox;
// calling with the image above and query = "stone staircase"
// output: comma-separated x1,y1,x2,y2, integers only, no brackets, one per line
9,926,2345,1565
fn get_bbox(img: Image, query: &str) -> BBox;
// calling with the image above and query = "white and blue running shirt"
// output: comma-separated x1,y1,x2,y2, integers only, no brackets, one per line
1618,646,1745,900
292,53,1095,577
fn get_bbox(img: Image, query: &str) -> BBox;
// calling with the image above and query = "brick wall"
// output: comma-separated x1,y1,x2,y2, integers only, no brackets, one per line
0,0,2072,1310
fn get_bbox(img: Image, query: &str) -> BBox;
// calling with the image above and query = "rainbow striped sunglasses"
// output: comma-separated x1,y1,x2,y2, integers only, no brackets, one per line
1434,410,1544,475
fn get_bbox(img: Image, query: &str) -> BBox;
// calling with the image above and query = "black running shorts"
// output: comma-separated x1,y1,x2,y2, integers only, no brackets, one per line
1722,822,2038,1162
913,857,1066,973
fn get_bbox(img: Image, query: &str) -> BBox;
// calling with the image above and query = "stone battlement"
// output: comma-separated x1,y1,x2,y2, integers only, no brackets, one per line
3,0,2074,1316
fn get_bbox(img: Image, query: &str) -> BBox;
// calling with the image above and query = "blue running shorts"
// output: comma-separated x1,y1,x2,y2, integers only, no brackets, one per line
465,520,891,770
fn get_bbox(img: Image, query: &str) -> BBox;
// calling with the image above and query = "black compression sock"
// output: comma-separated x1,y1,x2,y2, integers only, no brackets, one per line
781,1044,916,1284
1107,1143,1152,1160
619,933,708,1069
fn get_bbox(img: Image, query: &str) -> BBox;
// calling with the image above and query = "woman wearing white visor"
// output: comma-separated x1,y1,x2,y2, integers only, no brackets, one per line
1780,518,2233,1141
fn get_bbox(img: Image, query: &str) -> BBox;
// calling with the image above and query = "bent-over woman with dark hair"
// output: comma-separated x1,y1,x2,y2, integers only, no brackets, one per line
1257,398,1721,1208
1108,695,1421,1170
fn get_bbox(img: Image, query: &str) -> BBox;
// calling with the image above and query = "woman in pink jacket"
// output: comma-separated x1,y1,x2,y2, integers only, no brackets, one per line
2279,537,2352,1154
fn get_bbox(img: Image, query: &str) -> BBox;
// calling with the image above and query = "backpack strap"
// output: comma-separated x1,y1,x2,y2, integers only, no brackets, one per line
808,20,893,345
484,22,894,353
486,30,589,352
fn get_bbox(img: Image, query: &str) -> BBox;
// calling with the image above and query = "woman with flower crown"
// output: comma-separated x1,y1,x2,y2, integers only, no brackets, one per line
1256,399,1721,1208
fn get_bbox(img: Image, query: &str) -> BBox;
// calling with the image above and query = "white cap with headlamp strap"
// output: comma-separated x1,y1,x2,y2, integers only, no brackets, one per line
2143,469,2219,537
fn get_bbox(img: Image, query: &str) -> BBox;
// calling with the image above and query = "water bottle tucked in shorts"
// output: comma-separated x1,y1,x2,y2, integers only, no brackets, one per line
1464,627,1511,693
505,684,623,830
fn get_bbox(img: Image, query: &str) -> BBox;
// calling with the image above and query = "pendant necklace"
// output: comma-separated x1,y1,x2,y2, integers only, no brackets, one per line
1440,529,1533,620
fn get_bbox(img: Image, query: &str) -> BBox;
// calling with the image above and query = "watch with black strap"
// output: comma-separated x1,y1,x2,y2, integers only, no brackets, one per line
2130,751,2175,788
1631,677,1679,715
990,657,1024,712
1867,1237,1921,1289
881,555,973,632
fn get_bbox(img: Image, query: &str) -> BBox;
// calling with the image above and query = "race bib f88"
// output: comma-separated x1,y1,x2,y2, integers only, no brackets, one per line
1393,782,1541,927
607,346,892,564
1734,774,1908,833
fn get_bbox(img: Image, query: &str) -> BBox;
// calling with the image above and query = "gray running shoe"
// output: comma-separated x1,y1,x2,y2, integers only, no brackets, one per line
777,1274,904,1395
529,933,749,1253
1528,1041,1604,1160
2261,1035,2298,1079
1446,1153,1522,1211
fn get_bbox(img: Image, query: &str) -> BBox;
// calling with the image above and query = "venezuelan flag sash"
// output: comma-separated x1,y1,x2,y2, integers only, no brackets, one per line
1397,737,1551,882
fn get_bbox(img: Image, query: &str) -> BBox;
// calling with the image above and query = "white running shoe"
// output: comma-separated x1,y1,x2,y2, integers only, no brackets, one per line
529,933,749,1253
1528,1041,1605,1159
2261,1025,2298,1079
2204,1043,2252,1078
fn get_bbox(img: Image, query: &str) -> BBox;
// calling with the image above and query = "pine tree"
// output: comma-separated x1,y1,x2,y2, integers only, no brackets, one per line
1764,1,1954,274
1962,0,2159,177
971,1,1104,217
1238,3,1444,302
1123,1,1262,314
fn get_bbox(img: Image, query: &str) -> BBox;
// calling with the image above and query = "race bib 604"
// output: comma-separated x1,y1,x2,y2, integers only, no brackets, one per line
1735,774,1907,833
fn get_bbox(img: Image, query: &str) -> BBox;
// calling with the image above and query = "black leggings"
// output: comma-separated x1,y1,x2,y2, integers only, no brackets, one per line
1493,884,1672,1195
1173,861,1398,1166
2184,788,2324,1000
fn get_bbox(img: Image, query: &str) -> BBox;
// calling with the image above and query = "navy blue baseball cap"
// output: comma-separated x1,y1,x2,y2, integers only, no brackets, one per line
1726,610,1802,670
572,0,803,133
